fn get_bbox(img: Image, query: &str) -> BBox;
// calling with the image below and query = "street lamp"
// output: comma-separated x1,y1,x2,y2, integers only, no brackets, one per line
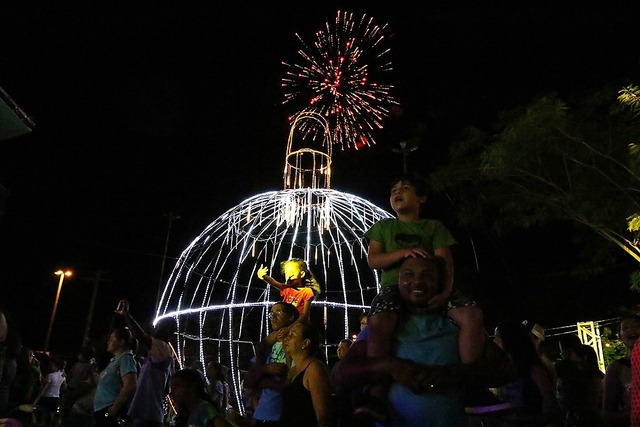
155,212,180,312
44,269,72,353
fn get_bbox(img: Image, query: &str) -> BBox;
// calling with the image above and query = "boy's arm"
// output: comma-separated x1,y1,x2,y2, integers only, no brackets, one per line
254,330,279,364
367,240,431,270
296,296,314,324
243,338,289,390
257,265,286,291
243,362,287,389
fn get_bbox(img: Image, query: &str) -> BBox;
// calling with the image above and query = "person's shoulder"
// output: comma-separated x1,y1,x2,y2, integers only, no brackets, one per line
605,357,629,374
373,217,398,225
356,326,368,342
120,350,136,359
377,218,397,225
307,358,330,378
149,336,172,359
369,218,396,229
301,287,315,296
616,356,631,365
118,352,139,372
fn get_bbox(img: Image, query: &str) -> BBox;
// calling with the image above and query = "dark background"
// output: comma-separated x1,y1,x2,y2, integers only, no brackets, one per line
1,1,640,354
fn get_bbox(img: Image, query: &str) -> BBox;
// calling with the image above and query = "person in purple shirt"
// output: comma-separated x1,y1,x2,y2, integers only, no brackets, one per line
116,300,176,427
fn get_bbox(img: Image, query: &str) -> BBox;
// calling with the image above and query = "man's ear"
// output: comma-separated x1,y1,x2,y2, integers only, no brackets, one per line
299,270,306,279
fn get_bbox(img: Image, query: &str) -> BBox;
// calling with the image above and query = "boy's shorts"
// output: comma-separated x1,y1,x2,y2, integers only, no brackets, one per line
368,285,477,316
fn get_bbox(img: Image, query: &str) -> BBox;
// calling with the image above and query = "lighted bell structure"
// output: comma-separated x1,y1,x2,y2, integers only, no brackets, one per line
156,112,392,413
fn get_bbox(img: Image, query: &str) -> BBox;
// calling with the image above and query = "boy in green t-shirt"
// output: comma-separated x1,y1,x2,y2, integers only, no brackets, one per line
358,172,486,421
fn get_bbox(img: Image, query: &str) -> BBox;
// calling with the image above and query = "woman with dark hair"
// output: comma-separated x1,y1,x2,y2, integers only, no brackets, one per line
93,327,138,427
555,334,603,426
169,368,232,427
35,357,66,426
62,346,97,419
493,320,561,426
280,322,334,427
205,361,229,413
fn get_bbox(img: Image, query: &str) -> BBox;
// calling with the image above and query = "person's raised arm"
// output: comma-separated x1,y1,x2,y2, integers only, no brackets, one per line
257,264,286,291
0,310,7,343
115,299,152,349
296,296,313,325
367,240,431,270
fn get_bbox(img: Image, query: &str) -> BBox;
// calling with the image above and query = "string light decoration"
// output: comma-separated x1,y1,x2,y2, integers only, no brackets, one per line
155,112,393,414
282,10,398,150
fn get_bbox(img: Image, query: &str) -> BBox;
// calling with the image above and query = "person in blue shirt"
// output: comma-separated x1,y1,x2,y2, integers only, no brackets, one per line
93,327,138,427
333,256,509,427
242,302,299,426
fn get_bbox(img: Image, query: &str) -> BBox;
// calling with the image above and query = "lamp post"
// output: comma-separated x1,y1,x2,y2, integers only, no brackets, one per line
44,269,72,353
391,141,418,173
155,212,180,312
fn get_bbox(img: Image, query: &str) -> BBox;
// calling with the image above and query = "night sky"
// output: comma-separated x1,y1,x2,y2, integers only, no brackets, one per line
1,1,640,354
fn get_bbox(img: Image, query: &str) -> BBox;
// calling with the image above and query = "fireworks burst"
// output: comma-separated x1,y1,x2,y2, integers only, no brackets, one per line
282,10,398,150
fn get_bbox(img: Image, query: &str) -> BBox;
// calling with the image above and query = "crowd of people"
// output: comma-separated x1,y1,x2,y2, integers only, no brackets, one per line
222,171,640,426
0,302,234,427
0,171,638,427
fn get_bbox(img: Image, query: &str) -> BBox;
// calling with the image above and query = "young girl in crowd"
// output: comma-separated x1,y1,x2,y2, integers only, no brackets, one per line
255,258,322,364
257,258,321,324
205,361,230,414
169,368,232,427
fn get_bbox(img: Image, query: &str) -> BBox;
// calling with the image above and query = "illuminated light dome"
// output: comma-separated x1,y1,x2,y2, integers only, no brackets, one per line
156,112,393,413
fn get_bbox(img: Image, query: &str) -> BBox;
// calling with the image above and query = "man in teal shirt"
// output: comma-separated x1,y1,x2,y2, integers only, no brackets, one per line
334,256,510,426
